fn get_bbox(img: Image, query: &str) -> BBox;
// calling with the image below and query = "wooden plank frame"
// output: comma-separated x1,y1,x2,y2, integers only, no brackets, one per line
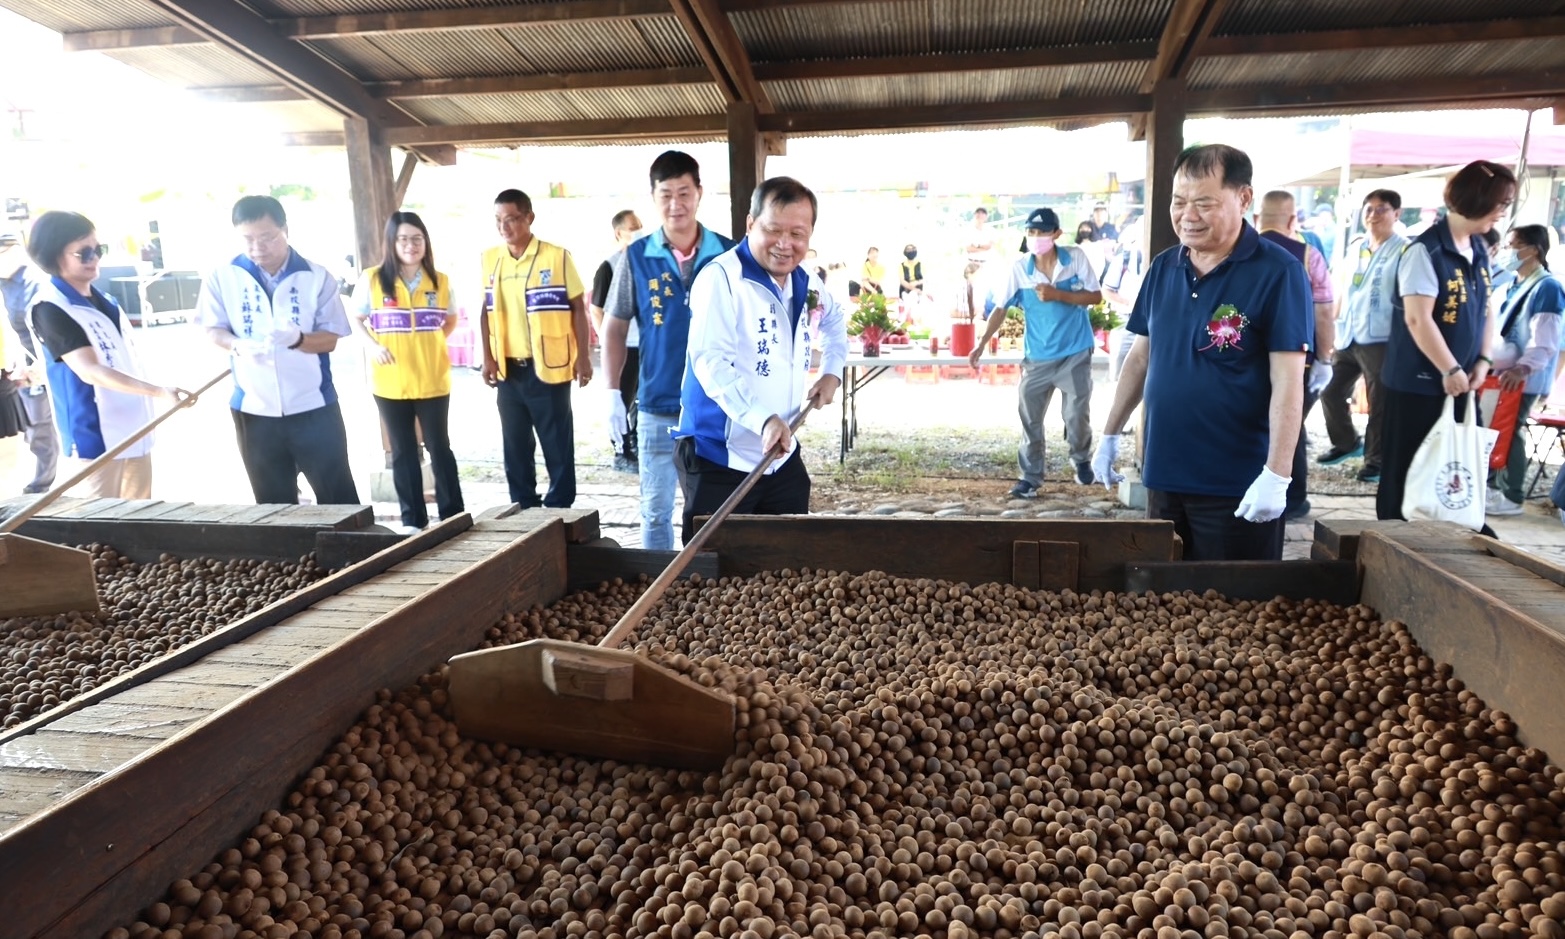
699,517,1177,590
0,518,572,939
1357,530,1565,763
8,506,375,564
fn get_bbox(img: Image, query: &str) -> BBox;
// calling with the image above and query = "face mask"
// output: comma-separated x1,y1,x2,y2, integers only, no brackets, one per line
1028,236,1055,255
904,250,917,260
1500,250,1523,272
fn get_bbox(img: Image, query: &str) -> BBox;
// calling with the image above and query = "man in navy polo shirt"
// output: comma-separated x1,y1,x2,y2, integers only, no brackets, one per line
1092,144,1313,561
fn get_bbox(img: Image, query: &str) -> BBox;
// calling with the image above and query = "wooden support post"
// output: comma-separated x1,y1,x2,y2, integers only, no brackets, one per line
726,101,764,241
344,117,395,272
392,151,419,208
1145,77,1187,258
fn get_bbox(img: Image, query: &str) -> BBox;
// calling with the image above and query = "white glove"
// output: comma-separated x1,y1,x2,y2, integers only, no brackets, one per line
1092,434,1124,489
231,337,271,358
1235,466,1291,523
271,325,303,350
1308,360,1334,395
607,388,628,451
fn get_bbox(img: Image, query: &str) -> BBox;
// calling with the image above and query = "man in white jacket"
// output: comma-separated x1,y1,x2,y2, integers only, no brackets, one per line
672,177,848,543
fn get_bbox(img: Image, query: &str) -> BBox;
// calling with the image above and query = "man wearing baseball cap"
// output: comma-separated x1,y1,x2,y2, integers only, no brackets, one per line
972,207,1102,497
0,231,60,494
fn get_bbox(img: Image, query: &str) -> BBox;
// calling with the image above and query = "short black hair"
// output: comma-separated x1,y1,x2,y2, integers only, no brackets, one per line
1482,228,1502,249
1444,161,1516,220
232,195,286,228
495,189,532,214
974,207,988,217
610,209,638,231
1363,189,1402,211
27,210,95,276
649,150,701,189
1172,144,1254,190
378,211,438,296
1511,223,1553,271
749,176,817,225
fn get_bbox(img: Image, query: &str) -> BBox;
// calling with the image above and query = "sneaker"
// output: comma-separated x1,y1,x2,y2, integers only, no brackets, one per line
1485,489,1524,516
1074,461,1094,485
1356,464,1380,484
1009,479,1039,499
1558,508,1565,529
1316,440,1363,465
1285,499,1311,521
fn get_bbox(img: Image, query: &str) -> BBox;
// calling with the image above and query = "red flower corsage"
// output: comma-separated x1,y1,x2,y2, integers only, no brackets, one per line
1198,304,1248,352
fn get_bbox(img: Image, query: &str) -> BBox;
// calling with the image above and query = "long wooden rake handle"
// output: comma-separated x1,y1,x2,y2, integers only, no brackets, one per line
0,368,231,534
598,404,815,650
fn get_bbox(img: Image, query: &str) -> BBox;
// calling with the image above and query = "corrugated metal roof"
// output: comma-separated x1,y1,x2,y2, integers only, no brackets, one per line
766,60,1147,111
1216,0,1565,36
397,83,724,125
263,0,574,16
106,45,280,88
3,0,170,31
734,0,1171,60
306,32,533,82
1190,38,1565,90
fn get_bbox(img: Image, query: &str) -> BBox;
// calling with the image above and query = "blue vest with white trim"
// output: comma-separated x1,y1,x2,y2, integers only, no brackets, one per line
32,277,155,459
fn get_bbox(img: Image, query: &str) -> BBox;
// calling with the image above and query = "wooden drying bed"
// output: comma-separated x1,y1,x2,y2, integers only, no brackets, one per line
0,515,1562,939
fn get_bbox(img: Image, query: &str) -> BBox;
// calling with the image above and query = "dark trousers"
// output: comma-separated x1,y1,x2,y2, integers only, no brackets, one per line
1287,384,1320,512
1321,342,1387,468
617,347,640,459
1148,488,1285,561
232,402,359,505
1376,387,1461,520
374,394,464,528
496,358,575,508
675,437,810,545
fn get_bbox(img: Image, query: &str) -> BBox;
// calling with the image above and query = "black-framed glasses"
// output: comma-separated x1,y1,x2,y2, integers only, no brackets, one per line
68,244,108,263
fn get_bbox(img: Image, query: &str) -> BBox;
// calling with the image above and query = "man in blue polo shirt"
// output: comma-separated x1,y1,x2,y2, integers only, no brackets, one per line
1092,144,1313,561
971,207,1102,496
602,151,735,549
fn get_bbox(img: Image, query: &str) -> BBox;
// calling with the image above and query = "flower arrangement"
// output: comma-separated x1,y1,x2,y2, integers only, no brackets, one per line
849,291,895,338
1198,303,1248,352
1087,301,1123,333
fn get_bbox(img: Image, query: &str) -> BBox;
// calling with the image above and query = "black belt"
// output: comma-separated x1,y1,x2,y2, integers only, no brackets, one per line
506,356,531,367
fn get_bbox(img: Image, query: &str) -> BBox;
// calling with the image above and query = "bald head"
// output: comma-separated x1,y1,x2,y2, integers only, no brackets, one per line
1258,191,1296,229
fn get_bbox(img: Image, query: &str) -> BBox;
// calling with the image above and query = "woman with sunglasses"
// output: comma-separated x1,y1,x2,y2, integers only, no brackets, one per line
26,210,192,498
349,211,463,531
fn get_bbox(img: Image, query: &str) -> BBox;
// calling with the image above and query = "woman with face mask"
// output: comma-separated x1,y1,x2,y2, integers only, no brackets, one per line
1486,224,1563,516
899,244,923,298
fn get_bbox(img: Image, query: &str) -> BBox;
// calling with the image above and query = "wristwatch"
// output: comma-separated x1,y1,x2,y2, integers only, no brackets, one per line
1444,365,1464,377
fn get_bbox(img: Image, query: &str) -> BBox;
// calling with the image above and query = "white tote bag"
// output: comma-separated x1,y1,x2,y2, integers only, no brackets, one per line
1401,393,1499,530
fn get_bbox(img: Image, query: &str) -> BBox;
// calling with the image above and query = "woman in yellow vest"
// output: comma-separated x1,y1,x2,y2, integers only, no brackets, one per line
351,212,464,531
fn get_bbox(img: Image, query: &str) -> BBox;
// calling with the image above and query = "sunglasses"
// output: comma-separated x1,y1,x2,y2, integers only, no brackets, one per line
68,244,109,263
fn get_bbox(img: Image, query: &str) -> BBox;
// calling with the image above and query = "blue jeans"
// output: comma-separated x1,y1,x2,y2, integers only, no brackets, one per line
637,411,679,549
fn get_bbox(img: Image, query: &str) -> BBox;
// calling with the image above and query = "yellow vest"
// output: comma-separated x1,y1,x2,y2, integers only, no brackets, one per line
482,240,578,384
364,267,454,399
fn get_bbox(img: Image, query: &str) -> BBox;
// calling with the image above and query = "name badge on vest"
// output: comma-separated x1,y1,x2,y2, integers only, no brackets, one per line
540,269,554,286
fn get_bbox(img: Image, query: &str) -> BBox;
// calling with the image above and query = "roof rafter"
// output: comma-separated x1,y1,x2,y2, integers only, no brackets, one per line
1129,0,1232,139
1189,69,1565,115
1202,15,1565,56
668,0,770,110
383,114,726,146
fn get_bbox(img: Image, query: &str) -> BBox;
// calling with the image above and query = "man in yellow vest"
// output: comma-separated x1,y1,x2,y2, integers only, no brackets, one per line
479,189,593,507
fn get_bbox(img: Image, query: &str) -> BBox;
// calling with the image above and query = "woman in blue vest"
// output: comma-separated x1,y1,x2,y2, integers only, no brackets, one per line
26,211,191,499
1377,161,1515,522
1487,224,1563,515
349,211,463,531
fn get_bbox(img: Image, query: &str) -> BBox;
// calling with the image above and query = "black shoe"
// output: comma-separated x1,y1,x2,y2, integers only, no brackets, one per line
1073,461,1094,485
1357,464,1380,483
1009,479,1039,498
1316,440,1363,465
1285,499,1311,521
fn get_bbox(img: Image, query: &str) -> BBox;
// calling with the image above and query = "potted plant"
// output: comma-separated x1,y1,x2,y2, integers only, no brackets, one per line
849,292,895,357
1087,301,1122,354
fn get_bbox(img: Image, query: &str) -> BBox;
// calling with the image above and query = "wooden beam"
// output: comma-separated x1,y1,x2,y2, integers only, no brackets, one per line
1201,15,1565,56
1145,78,1186,259
190,85,304,103
139,0,406,125
1189,70,1565,114
282,131,346,147
669,0,770,110
758,95,1150,135
727,102,763,241
751,41,1158,81
411,144,458,166
1131,0,1231,140
62,0,671,50
393,151,419,207
345,117,396,271
372,66,712,99
383,114,726,146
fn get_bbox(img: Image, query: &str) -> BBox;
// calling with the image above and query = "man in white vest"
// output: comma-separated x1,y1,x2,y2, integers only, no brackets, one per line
197,195,359,505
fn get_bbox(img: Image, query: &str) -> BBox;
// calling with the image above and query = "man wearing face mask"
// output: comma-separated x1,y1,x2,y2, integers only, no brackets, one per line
899,245,924,298
971,208,1102,497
